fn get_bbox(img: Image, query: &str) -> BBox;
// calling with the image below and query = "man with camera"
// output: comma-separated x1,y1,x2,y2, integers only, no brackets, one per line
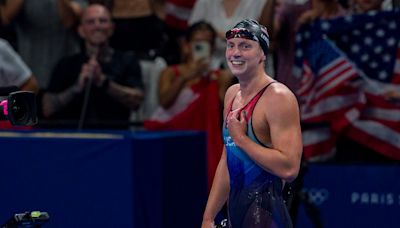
0,37,39,129
40,3,144,129
0,38,39,94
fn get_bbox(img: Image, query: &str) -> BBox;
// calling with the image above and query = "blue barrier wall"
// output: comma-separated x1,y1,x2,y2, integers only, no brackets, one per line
1,130,399,227
0,130,207,228
296,163,400,227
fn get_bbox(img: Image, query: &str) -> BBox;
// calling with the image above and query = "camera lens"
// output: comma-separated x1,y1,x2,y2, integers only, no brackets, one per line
7,91,37,126
10,101,27,121
195,44,202,51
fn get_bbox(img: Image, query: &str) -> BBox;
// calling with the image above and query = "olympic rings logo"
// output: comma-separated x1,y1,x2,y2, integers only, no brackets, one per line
302,188,330,206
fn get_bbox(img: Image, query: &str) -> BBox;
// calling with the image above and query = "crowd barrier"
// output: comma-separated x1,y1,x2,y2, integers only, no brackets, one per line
295,163,400,227
0,130,207,228
1,129,399,227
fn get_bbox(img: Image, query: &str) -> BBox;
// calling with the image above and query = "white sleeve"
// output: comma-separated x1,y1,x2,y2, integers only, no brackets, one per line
0,39,32,87
256,0,269,19
188,0,208,25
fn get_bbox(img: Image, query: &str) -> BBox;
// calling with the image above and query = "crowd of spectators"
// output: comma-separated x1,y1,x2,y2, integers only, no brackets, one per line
0,0,399,163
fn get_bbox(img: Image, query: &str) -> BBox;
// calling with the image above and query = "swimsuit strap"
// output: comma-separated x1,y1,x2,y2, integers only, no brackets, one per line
225,81,276,121
227,81,276,112
242,81,276,111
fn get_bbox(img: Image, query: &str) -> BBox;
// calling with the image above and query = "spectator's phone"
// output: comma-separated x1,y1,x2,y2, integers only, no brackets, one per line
192,41,211,61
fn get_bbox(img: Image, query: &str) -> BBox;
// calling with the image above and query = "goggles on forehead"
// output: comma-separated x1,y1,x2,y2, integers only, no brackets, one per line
225,28,259,42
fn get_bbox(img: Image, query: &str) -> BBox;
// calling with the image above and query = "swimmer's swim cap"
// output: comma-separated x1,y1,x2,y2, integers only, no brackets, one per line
225,19,270,55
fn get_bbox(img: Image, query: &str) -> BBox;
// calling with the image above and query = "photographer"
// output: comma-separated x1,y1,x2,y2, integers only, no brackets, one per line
0,38,39,93
0,37,38,129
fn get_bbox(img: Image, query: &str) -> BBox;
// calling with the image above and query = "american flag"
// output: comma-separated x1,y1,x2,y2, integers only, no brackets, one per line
294,9,400,161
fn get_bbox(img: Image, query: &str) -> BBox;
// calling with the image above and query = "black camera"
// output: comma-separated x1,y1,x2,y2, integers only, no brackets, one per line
1,211,50,228
0,87,37,126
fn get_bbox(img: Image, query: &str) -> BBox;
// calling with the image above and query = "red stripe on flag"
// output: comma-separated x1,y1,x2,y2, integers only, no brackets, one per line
166,0,196,8
314,58,358,100
346,123,400,160
310,72,358,106
345,92,400,160
298,62,314,97
302,127,336,161
316,64,355,92
165,15,189,30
